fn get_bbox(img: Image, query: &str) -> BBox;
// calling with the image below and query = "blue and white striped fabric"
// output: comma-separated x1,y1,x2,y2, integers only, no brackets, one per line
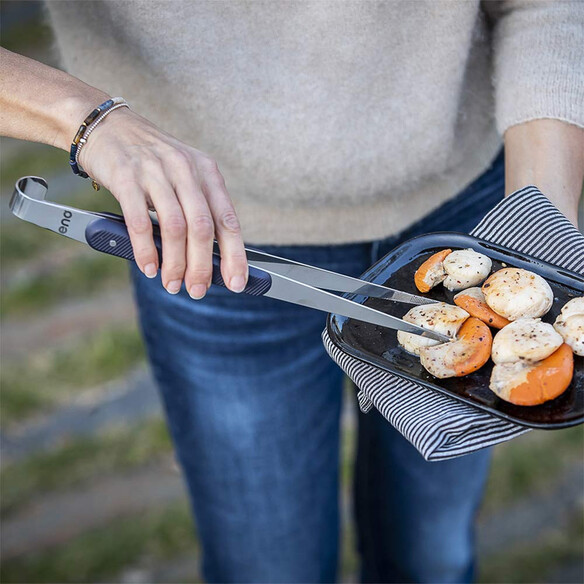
322,186,584,461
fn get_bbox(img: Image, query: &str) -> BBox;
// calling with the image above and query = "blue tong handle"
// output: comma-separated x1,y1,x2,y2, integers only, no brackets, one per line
84,215,272,296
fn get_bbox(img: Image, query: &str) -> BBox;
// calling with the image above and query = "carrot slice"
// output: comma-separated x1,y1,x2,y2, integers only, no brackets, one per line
454,288,510,329
414,249,452,293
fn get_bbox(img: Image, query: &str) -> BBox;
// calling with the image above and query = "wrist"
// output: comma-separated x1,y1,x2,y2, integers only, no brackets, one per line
72,98,130,187
54,91,111,151
504,120,584,227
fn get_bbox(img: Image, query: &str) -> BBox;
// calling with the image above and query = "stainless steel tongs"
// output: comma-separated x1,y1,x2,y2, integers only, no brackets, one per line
10,176,449,342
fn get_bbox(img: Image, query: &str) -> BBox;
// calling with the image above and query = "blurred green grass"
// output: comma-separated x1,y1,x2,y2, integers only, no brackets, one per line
1,253,130,318
0,220,63,266
481,425,584,514
1,324,145,425
0,419,172,517
0,3,54,58
0,501,198,584
0,143,68,194
479,516,584,584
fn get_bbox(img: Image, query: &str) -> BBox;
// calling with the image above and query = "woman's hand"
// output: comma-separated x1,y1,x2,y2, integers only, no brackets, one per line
78,107,248,298
0,48,248,299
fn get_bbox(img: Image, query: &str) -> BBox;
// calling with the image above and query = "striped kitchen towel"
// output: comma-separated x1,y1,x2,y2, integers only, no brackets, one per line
322,186,584,461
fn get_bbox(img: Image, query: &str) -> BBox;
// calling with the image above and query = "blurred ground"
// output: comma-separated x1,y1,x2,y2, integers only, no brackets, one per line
1,2,583,583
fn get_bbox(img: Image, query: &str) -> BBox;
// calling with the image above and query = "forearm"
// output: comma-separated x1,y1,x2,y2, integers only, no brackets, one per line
0,47,109,150
504,119,584,227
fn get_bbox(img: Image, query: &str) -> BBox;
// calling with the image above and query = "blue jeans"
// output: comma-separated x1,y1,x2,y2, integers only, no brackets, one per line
131,151,504,583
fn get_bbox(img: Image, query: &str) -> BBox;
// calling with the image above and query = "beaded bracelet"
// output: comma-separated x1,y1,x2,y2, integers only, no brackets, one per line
69,97,129,191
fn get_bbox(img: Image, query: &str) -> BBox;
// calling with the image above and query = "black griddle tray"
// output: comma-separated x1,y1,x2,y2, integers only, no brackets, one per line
326,232,584,429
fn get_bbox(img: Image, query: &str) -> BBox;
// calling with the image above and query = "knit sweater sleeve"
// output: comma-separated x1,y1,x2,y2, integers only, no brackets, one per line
483,0,584,135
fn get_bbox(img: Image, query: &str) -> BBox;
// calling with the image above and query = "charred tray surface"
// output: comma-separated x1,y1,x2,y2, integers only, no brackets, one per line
327,232,584,429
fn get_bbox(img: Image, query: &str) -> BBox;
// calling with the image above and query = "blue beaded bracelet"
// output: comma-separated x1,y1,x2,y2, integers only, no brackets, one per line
69,97,128,190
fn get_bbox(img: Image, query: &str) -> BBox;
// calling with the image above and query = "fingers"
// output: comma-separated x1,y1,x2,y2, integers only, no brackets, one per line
199,159,248,292
115,146,245,299
145,177,188,294
172,175,215,299
172,154,247,298
117,183,159,279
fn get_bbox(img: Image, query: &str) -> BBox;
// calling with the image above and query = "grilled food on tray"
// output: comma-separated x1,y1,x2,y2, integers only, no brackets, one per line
406,249,581,405
489,318,573,406
397,303,469,356
398,303,492,378
489,344,574,406
414,248,491,292
491,319,563,364
453,287,510,329
482,268,553,320
419,317,492,379
554,297,584,356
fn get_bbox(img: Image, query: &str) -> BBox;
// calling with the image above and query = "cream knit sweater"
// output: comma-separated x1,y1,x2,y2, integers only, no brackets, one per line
46,1,584,245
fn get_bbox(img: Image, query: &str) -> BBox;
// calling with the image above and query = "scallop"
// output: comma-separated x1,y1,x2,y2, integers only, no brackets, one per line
397,303,469,356
490,344,574,406
553,297,584,356
419,317,492,378
414,249,451,293
482,268,553,320
442,249,492,291
491,318,564,364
